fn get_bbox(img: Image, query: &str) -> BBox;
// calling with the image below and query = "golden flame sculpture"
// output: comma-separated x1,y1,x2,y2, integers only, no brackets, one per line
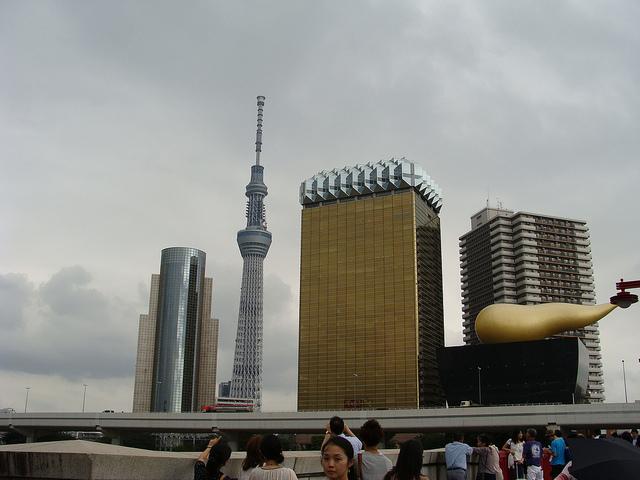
475,303,617,344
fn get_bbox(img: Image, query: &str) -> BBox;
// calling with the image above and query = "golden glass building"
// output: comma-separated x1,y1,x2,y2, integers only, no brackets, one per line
298,158,445,411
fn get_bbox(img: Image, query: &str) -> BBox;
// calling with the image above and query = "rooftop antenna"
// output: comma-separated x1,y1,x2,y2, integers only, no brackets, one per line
255,96,265,166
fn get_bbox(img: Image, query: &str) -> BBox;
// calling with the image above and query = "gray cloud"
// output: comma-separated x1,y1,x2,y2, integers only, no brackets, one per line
262,274,298,393
1,1,639,410
0,273,32,330
0,267,139,380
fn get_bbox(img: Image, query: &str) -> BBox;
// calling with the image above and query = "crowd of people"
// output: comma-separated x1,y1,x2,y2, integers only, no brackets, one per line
194,415,426,480
445,426,640,480
193,417,639,480
444,429,545,480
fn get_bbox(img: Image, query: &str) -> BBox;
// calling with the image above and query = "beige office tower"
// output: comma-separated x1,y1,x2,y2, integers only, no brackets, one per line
298,158,445,411
459,207,604,402
132,275,160,412
133,249,220,413
197,278,220,409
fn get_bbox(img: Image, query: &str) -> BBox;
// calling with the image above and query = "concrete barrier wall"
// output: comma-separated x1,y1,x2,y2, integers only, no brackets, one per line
0,440,482,480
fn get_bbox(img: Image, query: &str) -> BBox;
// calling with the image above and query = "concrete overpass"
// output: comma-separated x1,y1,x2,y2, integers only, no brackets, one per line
2,402,639,443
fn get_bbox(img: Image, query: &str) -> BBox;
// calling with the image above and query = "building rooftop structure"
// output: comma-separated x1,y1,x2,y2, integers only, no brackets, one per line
299,157,443,211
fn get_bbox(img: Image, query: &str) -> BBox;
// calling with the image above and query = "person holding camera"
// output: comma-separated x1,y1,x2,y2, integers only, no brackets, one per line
195,435,234,480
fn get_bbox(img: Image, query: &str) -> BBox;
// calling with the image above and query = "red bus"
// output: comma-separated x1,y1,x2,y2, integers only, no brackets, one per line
201,397,255,413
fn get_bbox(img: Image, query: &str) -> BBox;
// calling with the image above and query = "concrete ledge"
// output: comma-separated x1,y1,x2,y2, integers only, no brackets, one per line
0,441,193,480
0,441,460,480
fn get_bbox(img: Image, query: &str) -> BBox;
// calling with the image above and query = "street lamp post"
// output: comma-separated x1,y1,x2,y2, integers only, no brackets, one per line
24,387,31,413
82,384,88,413
477,367,482,405
622,360,628,403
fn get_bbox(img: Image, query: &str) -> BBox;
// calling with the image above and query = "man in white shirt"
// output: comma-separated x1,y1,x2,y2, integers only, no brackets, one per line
323,416,363,456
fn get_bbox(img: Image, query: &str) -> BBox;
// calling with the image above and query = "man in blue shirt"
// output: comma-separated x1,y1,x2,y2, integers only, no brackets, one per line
545,430,566,477
445,432,473,480
523,428,543,480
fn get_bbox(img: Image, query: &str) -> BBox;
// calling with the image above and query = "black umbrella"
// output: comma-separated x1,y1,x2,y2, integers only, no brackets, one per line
566,437,640,479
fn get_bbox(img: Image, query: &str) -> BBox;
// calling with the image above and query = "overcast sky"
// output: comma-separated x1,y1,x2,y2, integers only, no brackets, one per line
1,1,639,413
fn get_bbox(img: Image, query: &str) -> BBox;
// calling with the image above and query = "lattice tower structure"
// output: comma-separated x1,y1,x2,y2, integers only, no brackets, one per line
229,96,272,408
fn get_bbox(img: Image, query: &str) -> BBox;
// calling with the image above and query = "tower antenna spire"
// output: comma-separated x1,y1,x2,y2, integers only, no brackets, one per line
230,96,272,410
255,96,265,166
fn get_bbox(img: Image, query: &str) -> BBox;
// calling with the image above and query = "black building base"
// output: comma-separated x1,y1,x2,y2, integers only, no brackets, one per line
437,338,589,406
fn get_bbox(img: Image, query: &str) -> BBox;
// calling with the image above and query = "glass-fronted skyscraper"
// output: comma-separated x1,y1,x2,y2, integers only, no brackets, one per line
297,158,445,411
132,247,219,412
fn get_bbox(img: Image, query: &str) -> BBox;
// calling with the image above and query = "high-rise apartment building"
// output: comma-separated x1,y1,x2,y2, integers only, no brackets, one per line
459,207,604,402
230,96,272,408
132,247,219,412
297,158,445,411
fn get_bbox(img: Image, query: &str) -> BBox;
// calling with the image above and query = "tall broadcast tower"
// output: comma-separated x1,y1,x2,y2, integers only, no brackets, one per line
229,96,272,408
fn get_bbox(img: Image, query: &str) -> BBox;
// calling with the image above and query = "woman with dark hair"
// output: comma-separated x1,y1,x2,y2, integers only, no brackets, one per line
502,430,524,479
248,434,298,480
240,435,265,480
322,435,355,480
473,435,503,480
358,419,392,480
195,436,234,480
383,439,429,480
